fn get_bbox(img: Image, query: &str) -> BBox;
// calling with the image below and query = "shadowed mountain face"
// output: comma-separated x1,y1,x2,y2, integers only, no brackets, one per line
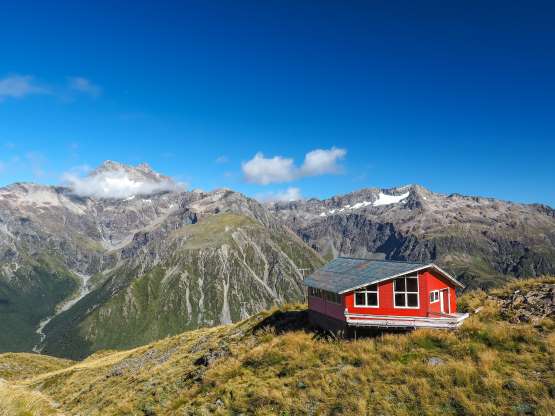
269,185,555,290
0,162,323,358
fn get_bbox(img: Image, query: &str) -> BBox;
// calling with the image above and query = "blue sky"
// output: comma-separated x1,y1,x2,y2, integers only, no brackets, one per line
1,1,554,205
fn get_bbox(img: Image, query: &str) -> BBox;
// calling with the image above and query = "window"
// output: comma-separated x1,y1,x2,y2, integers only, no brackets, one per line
308,287,341,304
393,275,419,308
430,290,440,303
324,291,341,304
308,287,322,298
354,284,379,307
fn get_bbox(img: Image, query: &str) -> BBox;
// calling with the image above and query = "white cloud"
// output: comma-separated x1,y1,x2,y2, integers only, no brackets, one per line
242,147,346,185
242,152,297,185
68,77,102,97
63,166,184,199
300,147,346,176
0,75,102,102
0,75,49,100
257,187,303,203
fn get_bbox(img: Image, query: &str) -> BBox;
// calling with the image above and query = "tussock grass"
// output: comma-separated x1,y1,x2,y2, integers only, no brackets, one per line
2,280,555,415
0,381,61,416
0,353,73,381
489,275,555,296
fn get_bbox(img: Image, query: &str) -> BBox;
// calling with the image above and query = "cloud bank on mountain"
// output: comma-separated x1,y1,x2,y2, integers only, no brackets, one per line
63,162,184,199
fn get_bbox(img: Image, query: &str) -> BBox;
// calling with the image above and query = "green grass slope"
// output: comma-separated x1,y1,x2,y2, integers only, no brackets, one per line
1,277,553,415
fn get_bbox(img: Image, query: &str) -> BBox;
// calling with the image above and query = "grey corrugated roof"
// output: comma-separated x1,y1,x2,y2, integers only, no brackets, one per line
304,257,455,294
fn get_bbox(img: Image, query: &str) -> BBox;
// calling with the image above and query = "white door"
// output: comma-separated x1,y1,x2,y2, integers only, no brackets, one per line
439,290,445,313
440,289,449,314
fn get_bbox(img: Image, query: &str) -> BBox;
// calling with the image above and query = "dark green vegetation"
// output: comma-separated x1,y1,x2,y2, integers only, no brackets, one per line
0,255,78,352
0,278,553,415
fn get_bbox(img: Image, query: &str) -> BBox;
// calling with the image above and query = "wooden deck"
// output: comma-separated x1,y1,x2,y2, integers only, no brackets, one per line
345,312,469,329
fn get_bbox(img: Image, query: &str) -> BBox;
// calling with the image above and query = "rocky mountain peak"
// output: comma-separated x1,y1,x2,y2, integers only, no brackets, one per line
91,161,167,182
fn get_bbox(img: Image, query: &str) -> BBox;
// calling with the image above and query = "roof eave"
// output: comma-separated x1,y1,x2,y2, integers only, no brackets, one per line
334,263,464,294
429,263,465,288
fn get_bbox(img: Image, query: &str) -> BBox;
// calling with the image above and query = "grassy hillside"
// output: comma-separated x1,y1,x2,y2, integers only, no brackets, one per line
0,353,73,416
0,277,553,415
0,353,73,382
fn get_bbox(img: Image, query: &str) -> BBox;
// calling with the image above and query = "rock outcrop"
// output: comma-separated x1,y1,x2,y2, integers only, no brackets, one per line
494,284,555,324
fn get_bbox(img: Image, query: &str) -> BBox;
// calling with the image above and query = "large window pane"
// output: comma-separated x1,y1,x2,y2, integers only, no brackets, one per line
407,293,418,307
367,293,378,306
355,292,365,306
406,278,418,292
395,293,406,307
367,284,378,291
394,278,405,291
393,276,419,308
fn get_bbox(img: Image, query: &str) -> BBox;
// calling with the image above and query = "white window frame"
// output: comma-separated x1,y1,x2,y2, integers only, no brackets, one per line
430,290,440,303
393,274,420,309
354,284,379,308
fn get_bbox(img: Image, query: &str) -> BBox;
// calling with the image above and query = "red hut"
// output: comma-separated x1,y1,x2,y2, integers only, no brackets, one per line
305,257,468,332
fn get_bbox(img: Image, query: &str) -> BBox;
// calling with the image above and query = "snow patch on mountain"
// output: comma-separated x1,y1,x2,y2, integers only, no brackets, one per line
373,191,410,206
320,191,409,216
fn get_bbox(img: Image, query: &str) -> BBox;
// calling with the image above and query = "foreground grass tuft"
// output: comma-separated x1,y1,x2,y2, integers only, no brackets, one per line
0,381,61,416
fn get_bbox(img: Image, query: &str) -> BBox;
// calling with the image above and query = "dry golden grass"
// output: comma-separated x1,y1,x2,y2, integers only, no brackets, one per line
1,281,554,415
490,275,555,297
0,353,73,382
0,380,61,416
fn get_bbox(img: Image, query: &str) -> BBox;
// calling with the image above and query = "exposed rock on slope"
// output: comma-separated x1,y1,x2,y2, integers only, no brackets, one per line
269,185,555,289
493,283,555,324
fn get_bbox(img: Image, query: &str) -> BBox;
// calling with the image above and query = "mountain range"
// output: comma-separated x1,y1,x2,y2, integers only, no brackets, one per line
270,184,555,289
1,161,554,359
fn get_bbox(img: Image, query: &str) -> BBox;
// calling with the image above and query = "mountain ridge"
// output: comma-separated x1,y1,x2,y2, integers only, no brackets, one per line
1,162,555,358
269,184,555,289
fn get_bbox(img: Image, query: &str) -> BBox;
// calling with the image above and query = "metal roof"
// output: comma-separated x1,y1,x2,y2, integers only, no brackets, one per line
304,257,464,294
